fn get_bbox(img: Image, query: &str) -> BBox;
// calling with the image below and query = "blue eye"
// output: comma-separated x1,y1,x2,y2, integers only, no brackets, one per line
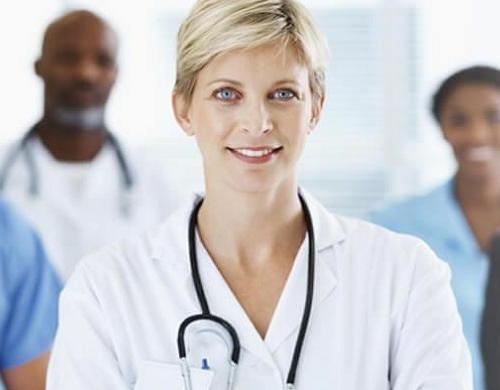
214,88,239,101
272,89,297,101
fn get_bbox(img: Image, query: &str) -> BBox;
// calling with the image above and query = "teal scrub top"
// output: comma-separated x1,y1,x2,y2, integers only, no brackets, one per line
371,179,488,390
0,198,61,371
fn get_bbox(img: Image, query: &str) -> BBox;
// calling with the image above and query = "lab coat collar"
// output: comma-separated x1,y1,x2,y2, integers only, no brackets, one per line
264,190,344,354
300,189,347,251
151,190,347,268
150,190,346,366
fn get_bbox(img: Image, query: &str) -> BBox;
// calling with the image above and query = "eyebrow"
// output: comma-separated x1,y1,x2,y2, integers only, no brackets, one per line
205,79,243,87
274,79,302,87
205,78,303,88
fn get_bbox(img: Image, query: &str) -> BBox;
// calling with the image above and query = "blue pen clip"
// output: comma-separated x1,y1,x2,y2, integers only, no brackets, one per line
201,358,210,370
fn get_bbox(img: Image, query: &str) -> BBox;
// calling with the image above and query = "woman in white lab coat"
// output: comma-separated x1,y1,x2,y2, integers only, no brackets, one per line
47,0,472,389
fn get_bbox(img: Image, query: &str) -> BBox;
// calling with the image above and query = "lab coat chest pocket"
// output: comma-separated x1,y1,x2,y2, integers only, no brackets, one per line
134,360,214,390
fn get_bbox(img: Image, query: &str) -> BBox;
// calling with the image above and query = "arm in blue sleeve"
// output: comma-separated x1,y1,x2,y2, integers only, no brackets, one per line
0,201,61,369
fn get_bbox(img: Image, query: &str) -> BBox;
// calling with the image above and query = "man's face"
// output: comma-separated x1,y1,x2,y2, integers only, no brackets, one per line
36,15,118,123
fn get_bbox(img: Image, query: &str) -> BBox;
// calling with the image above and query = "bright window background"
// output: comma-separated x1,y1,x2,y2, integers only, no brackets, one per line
1,0,499,216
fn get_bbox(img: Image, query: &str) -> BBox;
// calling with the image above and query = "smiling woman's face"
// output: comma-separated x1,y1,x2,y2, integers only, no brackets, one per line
439,83,500,182
174,43,322,194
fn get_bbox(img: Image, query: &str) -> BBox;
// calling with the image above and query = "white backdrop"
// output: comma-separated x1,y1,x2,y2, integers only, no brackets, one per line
1,0,500,215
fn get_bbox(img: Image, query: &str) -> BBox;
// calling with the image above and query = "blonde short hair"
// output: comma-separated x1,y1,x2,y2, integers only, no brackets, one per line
174,0,329,103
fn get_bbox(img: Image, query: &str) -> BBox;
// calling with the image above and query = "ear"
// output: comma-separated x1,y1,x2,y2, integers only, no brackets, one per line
439,123,450,142
34,58,42,77
172,92,194,136
110,63,119,85
308,94,325,132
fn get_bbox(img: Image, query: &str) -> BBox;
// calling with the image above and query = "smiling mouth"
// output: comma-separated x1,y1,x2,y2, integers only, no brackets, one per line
464,146,496,162
227,146,283,163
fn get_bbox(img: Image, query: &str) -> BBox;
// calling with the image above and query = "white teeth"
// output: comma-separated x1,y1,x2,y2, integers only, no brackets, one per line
465,146,496,162
233,148,274,157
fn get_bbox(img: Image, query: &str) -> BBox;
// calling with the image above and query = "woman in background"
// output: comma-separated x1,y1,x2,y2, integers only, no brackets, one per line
372,65,500,390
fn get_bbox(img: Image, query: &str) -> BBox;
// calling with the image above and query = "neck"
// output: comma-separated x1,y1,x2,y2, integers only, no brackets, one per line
36,117,107,162
455,171,500,209
197,181,306,270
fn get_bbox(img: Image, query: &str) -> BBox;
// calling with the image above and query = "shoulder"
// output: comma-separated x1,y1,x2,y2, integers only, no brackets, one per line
0,197,38,251
369,182,450,231
0,197,57,291
63,195,195,295
307,192,444,278
116,141,185,206
116,142,172,180
332,214,451,319
337,213,441,270
326,208,449,300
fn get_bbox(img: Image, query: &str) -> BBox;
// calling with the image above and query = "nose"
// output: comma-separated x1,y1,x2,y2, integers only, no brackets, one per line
241,101,273,136
73,59,100,83
468,119,494,144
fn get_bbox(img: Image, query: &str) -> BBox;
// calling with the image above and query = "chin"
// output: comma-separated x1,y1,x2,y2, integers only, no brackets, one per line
226,171,299,196
226,176,279,194
461,163,499,182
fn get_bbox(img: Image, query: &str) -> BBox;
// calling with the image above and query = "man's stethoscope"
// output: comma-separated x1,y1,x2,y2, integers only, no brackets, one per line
177,193,315,390
0,124,135,217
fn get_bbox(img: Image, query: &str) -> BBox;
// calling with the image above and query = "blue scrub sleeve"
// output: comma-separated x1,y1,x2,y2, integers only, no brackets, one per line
0,212,61,370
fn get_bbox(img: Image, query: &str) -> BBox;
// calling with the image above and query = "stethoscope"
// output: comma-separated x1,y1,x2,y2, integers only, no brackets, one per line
0,124,135,217
177,192,316,390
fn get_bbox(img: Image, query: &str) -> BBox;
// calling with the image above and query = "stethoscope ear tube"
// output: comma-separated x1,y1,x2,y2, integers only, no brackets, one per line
0,125,134,204
106,131,134,190
0,127,38,195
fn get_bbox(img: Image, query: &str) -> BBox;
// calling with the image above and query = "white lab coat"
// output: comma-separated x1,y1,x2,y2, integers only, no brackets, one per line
47,192,472,390
0,136,181,282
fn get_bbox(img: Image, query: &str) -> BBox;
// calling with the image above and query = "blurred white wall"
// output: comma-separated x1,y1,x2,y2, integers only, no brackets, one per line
1,0,499,214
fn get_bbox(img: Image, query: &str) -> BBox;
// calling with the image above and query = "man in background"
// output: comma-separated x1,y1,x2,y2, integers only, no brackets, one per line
0,10,180,282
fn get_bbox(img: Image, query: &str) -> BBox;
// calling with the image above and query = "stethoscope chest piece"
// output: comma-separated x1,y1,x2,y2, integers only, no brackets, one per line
178,313,239,390
179,316,239,389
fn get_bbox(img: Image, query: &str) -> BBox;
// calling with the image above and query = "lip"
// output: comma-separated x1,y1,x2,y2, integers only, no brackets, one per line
227,146,282,164
64,88,102,107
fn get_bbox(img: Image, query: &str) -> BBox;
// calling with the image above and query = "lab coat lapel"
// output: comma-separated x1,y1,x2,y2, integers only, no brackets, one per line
265,192,344,354
196,236,278,368
152,193,346,369
196,192,346,366
152,197,277,367
265,246,338,354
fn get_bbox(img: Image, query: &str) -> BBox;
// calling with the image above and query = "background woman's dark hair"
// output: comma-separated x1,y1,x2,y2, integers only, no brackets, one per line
431,65,500,123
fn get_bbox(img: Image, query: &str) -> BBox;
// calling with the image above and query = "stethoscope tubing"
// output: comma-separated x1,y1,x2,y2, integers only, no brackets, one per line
0,124,134,197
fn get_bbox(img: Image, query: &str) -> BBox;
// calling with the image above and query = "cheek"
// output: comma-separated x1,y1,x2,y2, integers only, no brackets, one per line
191,105,235,143
101,71,118,87
46,72,72,89
276,109,310,137
442,128,465,147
